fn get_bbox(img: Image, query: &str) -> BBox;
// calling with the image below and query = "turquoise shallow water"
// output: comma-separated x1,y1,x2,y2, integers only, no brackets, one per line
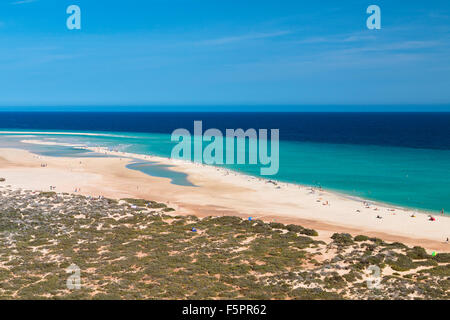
1,130,449,213
126,161,196,187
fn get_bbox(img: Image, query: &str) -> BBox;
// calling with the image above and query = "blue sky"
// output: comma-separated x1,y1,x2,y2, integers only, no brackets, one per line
0,0,449,109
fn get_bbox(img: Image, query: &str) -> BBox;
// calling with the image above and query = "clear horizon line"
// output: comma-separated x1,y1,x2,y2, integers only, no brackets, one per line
0,104,449,113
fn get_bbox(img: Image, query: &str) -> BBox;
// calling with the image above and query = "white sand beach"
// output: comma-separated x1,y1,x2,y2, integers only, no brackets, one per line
0,145,449,252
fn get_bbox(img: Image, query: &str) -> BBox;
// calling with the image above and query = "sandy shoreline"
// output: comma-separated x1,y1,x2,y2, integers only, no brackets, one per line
0,131,131,138
0,142,449,252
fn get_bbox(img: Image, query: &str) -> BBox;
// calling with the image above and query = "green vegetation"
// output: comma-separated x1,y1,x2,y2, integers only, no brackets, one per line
0,188,448,300
387,254,416,272
432,253,450,263
121,198,168,209
407,246,429,260
354,235,369,242
39,191,56,197
331,233,354,246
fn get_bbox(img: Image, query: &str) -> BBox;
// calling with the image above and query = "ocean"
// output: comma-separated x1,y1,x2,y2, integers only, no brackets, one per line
0,112,449,213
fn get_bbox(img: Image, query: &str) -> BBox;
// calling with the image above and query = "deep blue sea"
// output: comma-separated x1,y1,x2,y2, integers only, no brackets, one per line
0,112,449,213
